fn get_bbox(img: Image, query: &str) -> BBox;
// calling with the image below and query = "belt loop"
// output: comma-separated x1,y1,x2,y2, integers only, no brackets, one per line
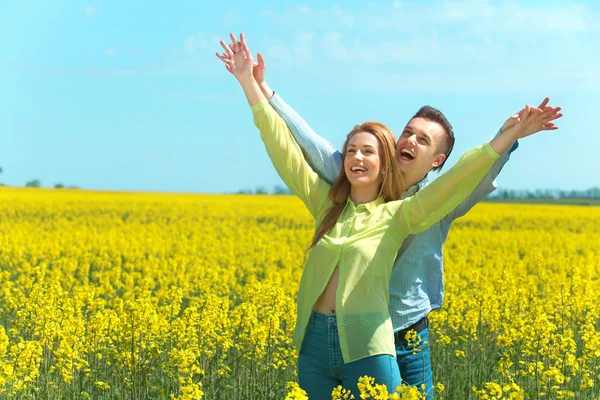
309,311,315,328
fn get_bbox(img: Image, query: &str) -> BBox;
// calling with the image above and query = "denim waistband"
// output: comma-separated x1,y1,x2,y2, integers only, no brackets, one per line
309,310,337,327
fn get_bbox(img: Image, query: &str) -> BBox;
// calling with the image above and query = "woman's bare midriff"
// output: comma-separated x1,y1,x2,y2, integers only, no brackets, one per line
312,266,339,314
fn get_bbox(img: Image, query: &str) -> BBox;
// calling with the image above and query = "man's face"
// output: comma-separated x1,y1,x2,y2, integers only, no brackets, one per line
396,117,447,179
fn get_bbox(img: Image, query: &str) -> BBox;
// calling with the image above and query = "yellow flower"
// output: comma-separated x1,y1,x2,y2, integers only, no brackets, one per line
0,189,598,398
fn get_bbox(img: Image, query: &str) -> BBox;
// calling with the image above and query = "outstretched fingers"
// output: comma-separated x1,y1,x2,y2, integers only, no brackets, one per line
520,105,533,122
257,52,265,69
537,97,550,110
220,40,234,58
514,99,563,135
215,51,231,62
541,122,558,131
240,33,253,61
541,107,563,123
230,33,239,48
216,40,235,74
215,51,234,73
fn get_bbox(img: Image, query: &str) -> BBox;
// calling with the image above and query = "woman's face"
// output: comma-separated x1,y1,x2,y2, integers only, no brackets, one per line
344,131,383,191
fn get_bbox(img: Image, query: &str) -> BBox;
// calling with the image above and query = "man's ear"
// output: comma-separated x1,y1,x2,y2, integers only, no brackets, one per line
432,153,446,168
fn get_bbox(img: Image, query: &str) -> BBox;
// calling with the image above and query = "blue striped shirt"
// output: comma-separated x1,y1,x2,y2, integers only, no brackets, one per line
268,93,517,331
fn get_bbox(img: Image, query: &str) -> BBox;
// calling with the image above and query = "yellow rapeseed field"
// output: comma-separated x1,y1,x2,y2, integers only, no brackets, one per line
0,187,598,399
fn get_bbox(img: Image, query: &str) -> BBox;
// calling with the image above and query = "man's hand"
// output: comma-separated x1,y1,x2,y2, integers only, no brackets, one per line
253,53,266,85
501,97,563,133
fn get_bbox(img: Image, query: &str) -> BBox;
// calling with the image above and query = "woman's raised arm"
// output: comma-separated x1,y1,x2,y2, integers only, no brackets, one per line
396,104,562,235
216,33,331,219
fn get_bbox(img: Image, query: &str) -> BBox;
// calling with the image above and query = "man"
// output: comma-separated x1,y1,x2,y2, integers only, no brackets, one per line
217,36,562,397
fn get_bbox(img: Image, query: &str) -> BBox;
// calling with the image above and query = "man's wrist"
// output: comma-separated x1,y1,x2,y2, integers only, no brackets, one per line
259,82,274,99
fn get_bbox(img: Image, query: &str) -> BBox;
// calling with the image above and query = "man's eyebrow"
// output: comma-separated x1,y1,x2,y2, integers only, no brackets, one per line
404,126,432,142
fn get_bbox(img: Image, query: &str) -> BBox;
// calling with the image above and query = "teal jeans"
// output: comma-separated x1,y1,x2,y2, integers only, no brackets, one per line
298,311,401,400
395,325,434,398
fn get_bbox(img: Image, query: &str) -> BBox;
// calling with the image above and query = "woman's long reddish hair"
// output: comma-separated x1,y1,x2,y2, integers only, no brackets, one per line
309,122,405,249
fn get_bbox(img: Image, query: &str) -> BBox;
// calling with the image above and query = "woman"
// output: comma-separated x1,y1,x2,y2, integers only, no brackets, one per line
216,33,557,399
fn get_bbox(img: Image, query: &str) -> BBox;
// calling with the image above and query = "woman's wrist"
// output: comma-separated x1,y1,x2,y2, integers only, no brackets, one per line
239,76,265,107
490,128,519,154
236,73,254,85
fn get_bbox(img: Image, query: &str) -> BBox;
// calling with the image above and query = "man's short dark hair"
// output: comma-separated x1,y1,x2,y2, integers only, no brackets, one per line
411,106,455,172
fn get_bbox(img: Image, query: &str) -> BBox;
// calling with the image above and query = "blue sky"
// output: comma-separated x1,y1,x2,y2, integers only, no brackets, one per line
1,0,598,193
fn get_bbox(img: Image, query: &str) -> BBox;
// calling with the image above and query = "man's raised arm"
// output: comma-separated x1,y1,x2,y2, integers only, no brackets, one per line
267,90,342,185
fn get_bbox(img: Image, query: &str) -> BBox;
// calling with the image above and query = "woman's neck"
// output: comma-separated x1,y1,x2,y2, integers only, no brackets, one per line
349,186,379,205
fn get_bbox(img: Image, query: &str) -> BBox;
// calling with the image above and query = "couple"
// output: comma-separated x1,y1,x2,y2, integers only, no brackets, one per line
216,33,562,399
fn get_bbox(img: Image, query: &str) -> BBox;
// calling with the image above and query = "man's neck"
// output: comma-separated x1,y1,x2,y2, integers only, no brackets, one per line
401,170,428,191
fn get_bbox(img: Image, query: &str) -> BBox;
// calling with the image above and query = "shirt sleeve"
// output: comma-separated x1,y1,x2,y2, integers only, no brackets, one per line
268,93,343,185
394,142,501,235
252,99,331,219
443,130,519,221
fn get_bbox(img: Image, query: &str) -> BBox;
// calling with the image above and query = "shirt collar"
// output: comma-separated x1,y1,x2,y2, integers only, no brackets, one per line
345,176,430,207
401,176,429,199
346,196,384,214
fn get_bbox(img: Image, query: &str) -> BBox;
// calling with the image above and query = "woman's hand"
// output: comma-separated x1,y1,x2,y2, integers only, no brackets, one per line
215,33,265,107
216,33,254,83
490,99,563,154
506,103,563,140
501,97,562,134
217,33,266,85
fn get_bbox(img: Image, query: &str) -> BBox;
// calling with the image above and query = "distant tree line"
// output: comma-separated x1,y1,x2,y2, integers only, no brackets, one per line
236,184,600,199
24,180,75,189
235,185,292,195
489,187,600,200
0,166,76,189
1,164,595,198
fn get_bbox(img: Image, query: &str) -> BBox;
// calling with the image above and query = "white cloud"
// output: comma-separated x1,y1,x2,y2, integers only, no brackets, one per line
104,47,117,58
142,1,600,93
259,1,599,76
365,0,596,34
84,5,99,19
260,5,355,30
222,10,246,27
184,32,221,55
323,33,348,62
264,31,315,63
332,5,354,27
